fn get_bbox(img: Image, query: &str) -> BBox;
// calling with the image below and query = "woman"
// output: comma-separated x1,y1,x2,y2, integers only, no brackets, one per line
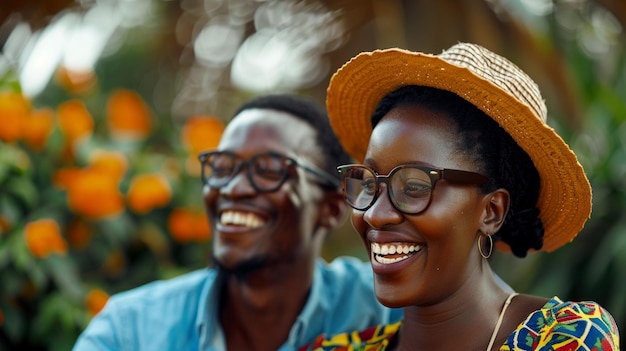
304,43,620,350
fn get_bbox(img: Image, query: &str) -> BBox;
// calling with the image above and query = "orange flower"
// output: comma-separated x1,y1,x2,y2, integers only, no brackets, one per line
0,216,10,235
22,107,55,151
24,219,68,258
0,91,29,142
55,65,97,95
52,167,83,189
182,116,224,176
127,174,172,214
57,99,94,142
194,213,211,242
67,218,92,250
85,289,109,316
182,115,224,155
167,208,211,243
167,208,195,243
88,150,128,182
106,90,152,139
66,169,125,219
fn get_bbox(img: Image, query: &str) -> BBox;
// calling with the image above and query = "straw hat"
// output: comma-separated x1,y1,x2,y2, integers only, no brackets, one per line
326,43,591,252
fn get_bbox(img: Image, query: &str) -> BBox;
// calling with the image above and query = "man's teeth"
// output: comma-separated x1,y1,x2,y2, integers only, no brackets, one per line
220,211,264,228
371,242,421,265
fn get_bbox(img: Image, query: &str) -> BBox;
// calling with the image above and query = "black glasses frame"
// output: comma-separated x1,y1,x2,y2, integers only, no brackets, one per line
198,150,340,192
337,163,489,214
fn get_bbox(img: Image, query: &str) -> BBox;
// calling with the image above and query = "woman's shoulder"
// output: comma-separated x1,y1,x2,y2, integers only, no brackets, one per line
502,296,620,350
298,321,401,351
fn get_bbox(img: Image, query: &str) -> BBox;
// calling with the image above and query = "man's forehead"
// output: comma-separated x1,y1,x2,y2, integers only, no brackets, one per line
221,108,318,152
229,108,309,129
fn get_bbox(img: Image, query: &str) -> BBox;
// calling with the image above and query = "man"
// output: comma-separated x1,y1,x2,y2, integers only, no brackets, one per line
73,94,402,351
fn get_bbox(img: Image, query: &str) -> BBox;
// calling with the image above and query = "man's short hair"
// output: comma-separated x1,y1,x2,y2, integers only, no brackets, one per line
232,94,352,181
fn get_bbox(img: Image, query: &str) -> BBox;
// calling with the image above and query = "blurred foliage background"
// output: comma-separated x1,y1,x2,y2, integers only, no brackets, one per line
0,0,624,350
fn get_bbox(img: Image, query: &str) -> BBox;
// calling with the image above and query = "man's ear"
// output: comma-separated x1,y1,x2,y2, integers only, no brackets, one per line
479,188,510,234
318,189,349,230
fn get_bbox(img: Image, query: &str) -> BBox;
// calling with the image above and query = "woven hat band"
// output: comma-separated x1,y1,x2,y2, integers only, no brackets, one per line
439,44,548,124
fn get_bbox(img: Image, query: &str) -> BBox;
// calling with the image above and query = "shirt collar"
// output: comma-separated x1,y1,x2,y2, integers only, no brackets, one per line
196,268,225,350
194,260,330,350
280,260,330,350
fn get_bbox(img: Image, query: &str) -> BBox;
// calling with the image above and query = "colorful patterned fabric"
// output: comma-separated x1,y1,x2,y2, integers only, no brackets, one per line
501,297,620,350
299,322,401,351
301,297,620,351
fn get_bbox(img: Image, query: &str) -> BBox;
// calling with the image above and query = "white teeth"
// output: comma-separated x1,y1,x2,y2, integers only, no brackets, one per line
220,210,264,228
371,242,420,255
370,242,421,265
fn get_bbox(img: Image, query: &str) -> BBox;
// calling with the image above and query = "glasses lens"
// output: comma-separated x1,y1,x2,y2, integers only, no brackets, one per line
389,167,432,213
250,154,291,191
203,152,236,187
341,166,377,210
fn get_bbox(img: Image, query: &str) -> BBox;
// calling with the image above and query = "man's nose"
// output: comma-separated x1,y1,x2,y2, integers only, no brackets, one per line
219,166,256,197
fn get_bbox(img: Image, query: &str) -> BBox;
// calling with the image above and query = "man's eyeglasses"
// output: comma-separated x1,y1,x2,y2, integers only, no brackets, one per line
198,151,340,192
337,164,488,214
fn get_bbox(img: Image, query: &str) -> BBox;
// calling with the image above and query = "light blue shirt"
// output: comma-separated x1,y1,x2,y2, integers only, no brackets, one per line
73,257,402,351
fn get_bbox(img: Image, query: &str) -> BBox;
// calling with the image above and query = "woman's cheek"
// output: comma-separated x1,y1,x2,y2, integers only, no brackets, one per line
350,210,369,243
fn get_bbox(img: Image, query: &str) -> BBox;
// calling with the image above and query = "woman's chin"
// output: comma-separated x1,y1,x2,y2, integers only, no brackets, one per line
375,285,412,308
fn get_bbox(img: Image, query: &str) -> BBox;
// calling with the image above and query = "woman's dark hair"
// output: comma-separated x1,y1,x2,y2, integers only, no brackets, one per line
371,85,543,257
233,94,352,185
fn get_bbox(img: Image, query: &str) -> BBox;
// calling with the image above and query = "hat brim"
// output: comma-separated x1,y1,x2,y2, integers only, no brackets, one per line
326,48,592,252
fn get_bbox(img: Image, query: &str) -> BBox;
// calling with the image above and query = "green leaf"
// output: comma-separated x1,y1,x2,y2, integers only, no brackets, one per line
31,290,86,339
4,176,38,211
0,195,23,229
0,143,29,174
0,268,27,296
0,66,21,92
45,255,83,300
0,300,26,341
0,161,10,184
4,228,50,292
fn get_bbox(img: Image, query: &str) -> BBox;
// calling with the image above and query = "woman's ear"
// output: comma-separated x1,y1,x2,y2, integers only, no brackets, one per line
318,189,349,230
480,188,510,234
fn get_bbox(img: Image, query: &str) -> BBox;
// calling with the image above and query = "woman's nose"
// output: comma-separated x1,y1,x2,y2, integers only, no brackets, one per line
362,183,403,228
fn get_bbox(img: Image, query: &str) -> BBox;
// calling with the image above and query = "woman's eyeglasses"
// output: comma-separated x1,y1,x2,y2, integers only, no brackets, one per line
198,151,340,192
337,164,488,214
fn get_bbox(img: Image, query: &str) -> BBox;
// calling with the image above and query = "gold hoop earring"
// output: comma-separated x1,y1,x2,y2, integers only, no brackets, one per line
478,233,493,259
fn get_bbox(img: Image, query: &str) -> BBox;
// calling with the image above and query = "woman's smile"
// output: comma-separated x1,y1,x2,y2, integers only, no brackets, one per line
371,242,422,264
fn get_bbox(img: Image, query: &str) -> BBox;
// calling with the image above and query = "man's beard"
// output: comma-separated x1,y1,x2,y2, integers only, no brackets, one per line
212,255,270,281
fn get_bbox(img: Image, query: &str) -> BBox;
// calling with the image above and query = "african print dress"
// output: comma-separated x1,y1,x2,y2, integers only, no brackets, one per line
301,297,620,351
